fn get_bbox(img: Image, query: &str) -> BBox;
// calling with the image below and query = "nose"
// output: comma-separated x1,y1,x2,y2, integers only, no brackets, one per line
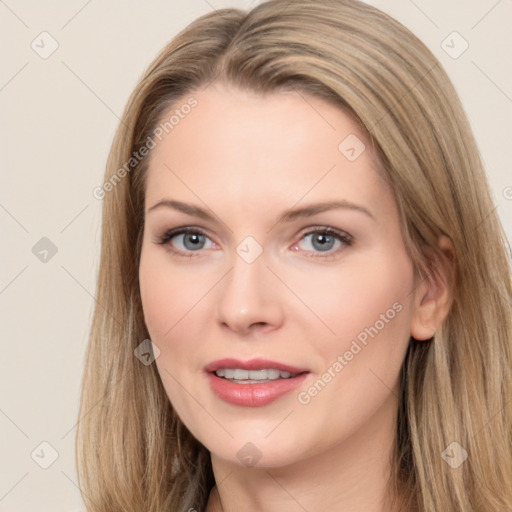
214,248,285,336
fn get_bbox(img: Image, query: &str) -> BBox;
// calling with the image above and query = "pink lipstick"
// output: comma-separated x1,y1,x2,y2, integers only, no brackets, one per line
205,358,309,407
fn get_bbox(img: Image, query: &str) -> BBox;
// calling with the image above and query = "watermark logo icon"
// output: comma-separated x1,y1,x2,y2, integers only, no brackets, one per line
236,442,262,467
31,441,59,469
441,31,469,59
338,134,366,162
236,236,263,264
441,441,468,468
134,339,160,365
32,237,58,263
31,31,59,59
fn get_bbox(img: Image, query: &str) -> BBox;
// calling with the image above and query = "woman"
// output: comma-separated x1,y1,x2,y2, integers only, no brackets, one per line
76,1,512,511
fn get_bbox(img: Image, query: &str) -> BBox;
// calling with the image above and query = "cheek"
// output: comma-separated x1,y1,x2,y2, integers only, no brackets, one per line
138,250,200,411
139,260,174,340
293,252,414,346
289,253,414,442
139,248,208,342
289,250,415,409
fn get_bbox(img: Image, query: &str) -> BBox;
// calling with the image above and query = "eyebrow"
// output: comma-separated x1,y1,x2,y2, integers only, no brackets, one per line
147,199,375,223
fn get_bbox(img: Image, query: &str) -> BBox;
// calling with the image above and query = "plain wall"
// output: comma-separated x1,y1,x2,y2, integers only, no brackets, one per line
1,1,510,510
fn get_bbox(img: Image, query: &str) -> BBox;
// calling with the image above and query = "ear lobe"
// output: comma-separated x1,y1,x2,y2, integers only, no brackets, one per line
410,235,455,341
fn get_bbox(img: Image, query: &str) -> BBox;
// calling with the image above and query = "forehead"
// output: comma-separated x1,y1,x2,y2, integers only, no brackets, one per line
144,82,392,216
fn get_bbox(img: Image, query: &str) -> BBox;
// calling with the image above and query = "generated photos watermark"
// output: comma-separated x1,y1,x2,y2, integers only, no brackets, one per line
297,301,403,405
92,96,198,200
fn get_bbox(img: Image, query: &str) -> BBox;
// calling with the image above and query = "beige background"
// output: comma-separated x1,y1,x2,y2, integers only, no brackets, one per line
1,1,511,511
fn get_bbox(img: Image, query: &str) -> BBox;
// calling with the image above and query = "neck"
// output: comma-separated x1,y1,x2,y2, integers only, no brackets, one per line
205,392,403,512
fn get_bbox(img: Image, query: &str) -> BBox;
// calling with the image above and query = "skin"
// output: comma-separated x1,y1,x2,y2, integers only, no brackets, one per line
138,82,453,512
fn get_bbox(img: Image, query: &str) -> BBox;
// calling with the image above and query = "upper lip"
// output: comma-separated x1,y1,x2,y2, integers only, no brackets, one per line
204,358,309,374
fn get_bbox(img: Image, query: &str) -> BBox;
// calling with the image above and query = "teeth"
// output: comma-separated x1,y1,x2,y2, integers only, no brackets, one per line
265,369,280,379
214,368,297,380
234,369,249,380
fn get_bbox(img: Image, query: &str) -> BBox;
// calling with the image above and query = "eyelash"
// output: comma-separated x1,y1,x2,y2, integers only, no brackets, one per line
154,226,353,259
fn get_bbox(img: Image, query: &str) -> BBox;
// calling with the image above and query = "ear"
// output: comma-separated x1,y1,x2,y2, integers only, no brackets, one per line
410,235,455,341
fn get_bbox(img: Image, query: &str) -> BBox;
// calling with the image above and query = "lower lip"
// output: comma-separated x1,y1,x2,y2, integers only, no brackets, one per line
206,372,309,407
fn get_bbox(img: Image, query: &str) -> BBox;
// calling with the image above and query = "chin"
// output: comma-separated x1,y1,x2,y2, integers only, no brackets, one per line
198,424,315,470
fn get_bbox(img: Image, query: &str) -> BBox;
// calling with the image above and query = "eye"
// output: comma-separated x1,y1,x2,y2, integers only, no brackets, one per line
293,227,353,256
154,227,217,257
154,226,353,259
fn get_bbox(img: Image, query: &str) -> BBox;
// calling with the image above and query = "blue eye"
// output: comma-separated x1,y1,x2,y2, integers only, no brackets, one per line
301,232,338,252
176,232,208,251
156,228,216,256
297,228,352,255
155,226,353,258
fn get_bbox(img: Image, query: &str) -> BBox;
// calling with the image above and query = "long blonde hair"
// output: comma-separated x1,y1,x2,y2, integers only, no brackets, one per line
76,1,512,510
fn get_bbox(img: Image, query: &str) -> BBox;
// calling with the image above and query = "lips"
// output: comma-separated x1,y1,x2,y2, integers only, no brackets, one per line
204,358,308,374
205,358,310,407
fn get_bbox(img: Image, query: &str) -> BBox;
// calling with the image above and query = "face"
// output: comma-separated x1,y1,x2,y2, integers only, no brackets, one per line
139,82,418,468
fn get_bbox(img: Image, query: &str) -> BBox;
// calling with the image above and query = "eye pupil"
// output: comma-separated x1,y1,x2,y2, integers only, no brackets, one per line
183,233,205,250
312,233,334,251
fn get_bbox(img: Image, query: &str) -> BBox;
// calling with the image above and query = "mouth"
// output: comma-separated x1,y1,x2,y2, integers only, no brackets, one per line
204,358,310,406
214,367,302,383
